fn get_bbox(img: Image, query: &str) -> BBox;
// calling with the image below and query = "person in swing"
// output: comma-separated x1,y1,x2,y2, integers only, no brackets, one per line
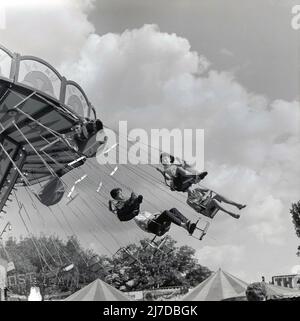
157,153,246,219
157,153,208,192
108,188,144,222
108,188,197,235
187,185,246,219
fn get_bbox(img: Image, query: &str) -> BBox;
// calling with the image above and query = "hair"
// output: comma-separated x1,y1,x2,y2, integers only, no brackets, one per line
160,153,175,164
110,188,122,199
95,119,103,131
245,282,267,301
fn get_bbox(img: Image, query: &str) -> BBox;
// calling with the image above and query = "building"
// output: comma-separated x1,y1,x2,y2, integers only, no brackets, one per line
272,274,300,289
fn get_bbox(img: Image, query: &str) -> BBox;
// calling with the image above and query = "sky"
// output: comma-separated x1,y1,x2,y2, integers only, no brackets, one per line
0,0,300,283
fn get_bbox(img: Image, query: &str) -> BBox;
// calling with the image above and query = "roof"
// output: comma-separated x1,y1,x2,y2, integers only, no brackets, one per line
64,279,130,301
182,268,248,301
0,44,95,119
264,283,300,299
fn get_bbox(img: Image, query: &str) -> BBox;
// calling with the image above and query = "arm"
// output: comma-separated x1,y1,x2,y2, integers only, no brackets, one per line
175,157,194,169
117,195,143,221
117,210,138,222
195,186,209,193
117,204,141,221
156,167,172,181
108,200,117,214
156,167,165,176
177,166,195,177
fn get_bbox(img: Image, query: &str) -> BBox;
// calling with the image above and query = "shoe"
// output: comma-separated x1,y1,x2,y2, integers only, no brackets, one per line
238,204,246,210
187,221,197,235
198,171,208,180
232,214,240,219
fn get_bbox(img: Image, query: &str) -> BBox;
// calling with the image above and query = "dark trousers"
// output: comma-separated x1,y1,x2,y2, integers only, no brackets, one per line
148,208,188,235
173,174,198,192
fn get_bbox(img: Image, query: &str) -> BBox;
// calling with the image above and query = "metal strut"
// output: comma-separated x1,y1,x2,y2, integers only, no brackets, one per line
0,144,27,214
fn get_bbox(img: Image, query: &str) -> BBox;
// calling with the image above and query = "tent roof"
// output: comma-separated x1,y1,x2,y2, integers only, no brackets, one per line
64,279,130,301
264,283,300,299
182,268,248,301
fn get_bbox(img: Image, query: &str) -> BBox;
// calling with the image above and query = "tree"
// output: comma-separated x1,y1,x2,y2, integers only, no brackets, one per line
0,234,109,296
185,265,212,287
106,235,212,291
290,201,300,256
1,234,212,297
291,201,300,237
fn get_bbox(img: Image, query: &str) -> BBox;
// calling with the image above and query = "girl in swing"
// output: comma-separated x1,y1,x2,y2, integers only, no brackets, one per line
158,153,246,219
187,186,246,219
157,153,208,192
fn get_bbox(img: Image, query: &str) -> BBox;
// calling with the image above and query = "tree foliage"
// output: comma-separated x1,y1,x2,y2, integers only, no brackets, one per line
0,234,211,296
0,234,109,296
105,235,211,292
290,201,300,256
291,201,300,238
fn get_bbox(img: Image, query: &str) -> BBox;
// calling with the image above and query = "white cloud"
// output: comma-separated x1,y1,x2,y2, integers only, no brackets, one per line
0,0,95,65
195,244,245,271
48,23,300,244
220,48,234,57
1,3,299,278
291,265,300,274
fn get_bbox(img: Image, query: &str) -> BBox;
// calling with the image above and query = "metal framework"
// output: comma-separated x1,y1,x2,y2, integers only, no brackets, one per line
143,235,174,256
0,44,106,214
113,246,143,266
191,219,210,241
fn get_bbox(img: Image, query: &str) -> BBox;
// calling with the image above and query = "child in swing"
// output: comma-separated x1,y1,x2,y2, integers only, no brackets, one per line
187,186,246,219
157,153,208,192
108,188,197,235
157,153,246,219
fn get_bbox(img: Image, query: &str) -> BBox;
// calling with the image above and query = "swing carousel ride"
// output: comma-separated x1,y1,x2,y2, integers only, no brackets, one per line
0,44,106,212
0,43,246,282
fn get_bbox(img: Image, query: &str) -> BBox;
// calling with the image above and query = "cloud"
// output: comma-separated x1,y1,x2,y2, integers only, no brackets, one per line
220,48,234,57
58,25,300,242
0,0,95,65
195,244,245,271
1,3,299,279
12,19,295,245
291,265,300,274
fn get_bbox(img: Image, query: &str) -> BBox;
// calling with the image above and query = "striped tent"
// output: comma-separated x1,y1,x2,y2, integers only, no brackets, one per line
264,283,300,300
182,268,248,301
64,279,130,301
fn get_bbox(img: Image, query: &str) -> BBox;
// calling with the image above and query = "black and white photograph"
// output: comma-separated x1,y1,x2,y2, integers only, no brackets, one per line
0,0,299,307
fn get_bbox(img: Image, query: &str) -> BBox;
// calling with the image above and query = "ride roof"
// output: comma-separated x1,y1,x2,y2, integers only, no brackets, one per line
0,44,98,185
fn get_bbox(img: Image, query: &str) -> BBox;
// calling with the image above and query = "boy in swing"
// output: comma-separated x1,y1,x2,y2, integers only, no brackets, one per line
108,188,197,235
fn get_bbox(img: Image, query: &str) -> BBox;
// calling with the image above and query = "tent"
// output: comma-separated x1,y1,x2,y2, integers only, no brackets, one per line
182,268,248,301
264,283,300,300
64,279,130,301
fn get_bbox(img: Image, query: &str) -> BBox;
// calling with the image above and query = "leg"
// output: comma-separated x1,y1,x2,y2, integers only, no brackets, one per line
165,208,197,234
155,210,183,226
169,208,189,224
176,172,208,192
154,209,197,234
211,199,240,219
147,211,174,236
213,194,246,210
